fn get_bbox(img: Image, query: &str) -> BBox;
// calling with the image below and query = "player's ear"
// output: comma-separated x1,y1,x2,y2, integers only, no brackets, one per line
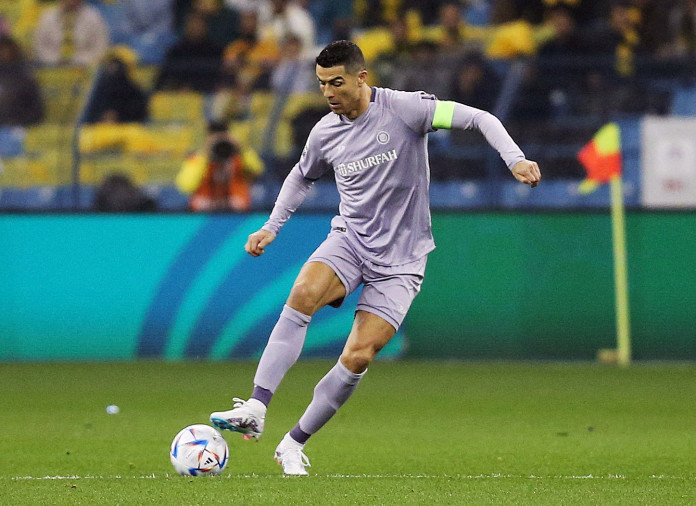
357,69,367,85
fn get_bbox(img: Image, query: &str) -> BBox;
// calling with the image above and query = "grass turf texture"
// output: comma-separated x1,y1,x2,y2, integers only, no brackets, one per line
1,362,695,505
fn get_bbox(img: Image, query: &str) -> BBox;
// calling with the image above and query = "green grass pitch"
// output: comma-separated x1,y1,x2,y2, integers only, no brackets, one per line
1,361,695,504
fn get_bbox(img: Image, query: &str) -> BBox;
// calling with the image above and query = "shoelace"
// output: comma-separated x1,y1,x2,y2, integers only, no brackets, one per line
285,447,311,468
232,397,247,409
299,450,311,468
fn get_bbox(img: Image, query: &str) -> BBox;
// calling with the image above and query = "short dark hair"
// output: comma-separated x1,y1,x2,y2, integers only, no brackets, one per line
315,40,366,73
207,121,229,134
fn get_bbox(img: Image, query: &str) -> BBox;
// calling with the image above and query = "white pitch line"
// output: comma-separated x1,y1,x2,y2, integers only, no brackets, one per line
3,473,642,481
8,473,695,481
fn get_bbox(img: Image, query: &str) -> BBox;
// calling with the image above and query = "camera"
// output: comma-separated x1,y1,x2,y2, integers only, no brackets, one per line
210,139,237,162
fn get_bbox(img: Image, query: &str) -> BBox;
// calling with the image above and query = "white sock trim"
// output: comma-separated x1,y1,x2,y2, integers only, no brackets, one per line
337,359,367,383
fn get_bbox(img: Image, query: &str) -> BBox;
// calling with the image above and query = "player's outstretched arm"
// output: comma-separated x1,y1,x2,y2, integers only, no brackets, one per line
434,101,541,184
245,229,276,257
511,160,541,188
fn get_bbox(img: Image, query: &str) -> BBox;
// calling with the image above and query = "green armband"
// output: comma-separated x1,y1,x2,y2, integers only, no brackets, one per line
432,100,455,130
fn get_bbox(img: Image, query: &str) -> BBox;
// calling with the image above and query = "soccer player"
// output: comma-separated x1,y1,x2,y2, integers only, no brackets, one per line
210,40,541,475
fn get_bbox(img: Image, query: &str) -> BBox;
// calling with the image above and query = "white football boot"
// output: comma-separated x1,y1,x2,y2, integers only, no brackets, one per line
274,434,311,476
210,398,266,441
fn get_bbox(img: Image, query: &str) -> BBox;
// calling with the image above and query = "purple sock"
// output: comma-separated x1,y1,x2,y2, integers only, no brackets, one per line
251,386,273,407
253,305,312,395
289,425,311,444
294,360,366,443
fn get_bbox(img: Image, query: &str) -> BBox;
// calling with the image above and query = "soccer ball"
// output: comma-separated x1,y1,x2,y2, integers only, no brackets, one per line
169,424,229,476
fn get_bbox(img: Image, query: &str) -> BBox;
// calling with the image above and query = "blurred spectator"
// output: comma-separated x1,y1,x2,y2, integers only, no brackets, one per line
84,47,148,124
0,35,44,127
176,121,264,212
631,0,680,58
221,9,278,91
0,14,10,37
354,0,401,28
210,10,279,121
583,1,643,76
369,17,415,86
257,0,317,58
121,0,176,63
355,15,418,63
270,34,315,94
154,12,224,92
191,0,240,47
225,0,269,13
93,173,157,212
508,63,553,122
34,0,109,66
671,0,696,56
306,0,354,45
391,41,452,98
448,52,500,111
536,6,589,111
423,2,490,55
402,0,451,26
538,5,586,58
510,0,603,27
486,6,556,59
122,0,174,38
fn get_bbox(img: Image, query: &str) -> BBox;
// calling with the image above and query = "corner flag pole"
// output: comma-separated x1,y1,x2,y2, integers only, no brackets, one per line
610,175,631,367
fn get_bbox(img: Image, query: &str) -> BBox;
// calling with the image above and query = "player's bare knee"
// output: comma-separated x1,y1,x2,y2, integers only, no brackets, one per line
341,343,380,373
287,280,323,314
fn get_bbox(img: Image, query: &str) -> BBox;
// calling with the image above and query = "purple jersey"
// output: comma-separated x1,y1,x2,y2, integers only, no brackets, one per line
298,87,438,266
263,87,526,266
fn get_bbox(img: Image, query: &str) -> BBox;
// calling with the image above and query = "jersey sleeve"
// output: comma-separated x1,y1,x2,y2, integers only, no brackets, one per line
386,89,438,135
297,123,332,181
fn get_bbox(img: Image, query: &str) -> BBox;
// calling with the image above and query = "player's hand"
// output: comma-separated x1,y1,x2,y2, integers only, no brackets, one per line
245,229,276,257
512,160,541,188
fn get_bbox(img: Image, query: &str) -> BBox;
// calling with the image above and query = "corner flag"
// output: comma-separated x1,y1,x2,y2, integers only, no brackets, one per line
577,122,622,194
577,122,631,367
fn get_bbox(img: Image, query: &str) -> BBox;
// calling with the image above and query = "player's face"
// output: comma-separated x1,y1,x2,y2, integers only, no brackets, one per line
316,64,366,118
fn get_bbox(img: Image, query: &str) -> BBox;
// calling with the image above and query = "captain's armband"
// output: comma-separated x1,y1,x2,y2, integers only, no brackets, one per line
432,100,456,130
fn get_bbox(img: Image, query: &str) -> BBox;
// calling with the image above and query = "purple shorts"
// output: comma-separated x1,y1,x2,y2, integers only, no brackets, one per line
307,227,428,330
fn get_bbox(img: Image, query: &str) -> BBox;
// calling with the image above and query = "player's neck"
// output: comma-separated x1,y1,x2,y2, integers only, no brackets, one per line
344,86,372,120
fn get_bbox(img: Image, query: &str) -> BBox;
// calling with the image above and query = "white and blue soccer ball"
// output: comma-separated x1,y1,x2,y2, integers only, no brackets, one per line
169,424,229,476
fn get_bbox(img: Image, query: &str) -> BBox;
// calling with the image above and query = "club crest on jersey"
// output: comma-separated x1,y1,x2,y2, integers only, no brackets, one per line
376,131,390,144
335,149,398,177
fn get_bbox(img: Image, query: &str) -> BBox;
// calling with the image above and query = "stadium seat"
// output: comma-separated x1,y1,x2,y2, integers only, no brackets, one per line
149,92,205,124
0,153,61,187
153,185,189,210
671,86,696,116
25,124,62,151
36,67,91,124
80,123,195,155
0,127,26,158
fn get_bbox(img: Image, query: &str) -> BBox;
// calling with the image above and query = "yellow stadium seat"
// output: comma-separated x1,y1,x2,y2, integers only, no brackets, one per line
79,123,197,156
128,152,186,185
150,92,205,123
0,151,62,187
36,67,92,123
80,154,130,185
25,124,63,151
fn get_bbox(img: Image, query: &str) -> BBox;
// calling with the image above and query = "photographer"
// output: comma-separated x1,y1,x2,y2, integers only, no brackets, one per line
176,121,264,211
